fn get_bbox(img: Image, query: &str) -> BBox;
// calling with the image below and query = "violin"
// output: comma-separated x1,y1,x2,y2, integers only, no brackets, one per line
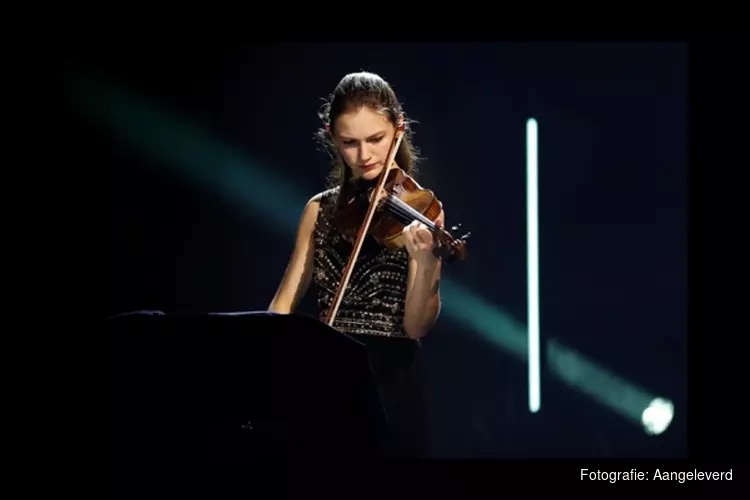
332,167,471,261
324,115,471,326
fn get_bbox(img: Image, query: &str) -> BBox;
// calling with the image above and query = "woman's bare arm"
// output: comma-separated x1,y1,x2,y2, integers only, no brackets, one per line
268,195,321,313
402,210,445,339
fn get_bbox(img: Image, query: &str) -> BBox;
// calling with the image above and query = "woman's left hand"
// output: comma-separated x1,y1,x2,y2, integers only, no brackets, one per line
402,219,442,267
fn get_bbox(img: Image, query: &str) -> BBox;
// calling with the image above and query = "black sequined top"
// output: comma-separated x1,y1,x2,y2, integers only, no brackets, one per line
312,186,411,339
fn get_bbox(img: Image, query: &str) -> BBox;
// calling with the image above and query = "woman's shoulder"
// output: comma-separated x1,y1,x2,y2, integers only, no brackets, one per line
310,186,340,204
299,187,338,213
307,187,340,217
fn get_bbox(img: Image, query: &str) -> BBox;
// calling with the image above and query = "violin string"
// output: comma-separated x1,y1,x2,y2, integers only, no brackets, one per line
383,196,426,227
383,195,457,246
386,197,433,229
384,195,440,232
387,207,414,226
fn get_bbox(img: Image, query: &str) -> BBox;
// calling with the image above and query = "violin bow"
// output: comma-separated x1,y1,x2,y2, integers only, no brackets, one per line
324,117,406,327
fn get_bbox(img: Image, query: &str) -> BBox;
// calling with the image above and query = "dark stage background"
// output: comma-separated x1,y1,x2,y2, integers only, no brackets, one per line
76,42,687,458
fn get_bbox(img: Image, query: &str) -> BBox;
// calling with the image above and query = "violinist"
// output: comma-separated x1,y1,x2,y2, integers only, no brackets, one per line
269,71,453,456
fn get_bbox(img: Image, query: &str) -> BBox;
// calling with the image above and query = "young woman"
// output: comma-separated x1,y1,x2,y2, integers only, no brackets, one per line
269,71,445,456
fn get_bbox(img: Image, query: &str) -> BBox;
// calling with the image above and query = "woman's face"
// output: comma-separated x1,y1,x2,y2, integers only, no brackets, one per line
332,106,396,181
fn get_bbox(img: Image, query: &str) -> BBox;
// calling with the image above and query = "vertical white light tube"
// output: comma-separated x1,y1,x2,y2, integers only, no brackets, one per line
526,118,540,413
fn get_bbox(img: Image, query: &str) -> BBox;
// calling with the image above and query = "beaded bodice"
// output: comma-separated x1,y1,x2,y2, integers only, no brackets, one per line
312,187,410,338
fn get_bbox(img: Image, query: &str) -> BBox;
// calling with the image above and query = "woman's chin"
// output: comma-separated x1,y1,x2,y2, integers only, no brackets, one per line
361,167,383,180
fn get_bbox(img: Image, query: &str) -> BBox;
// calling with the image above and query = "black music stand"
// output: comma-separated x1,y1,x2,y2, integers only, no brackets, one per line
110,310,388,469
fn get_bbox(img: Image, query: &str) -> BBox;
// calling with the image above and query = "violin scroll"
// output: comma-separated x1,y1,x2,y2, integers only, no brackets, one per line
433,222,470,262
